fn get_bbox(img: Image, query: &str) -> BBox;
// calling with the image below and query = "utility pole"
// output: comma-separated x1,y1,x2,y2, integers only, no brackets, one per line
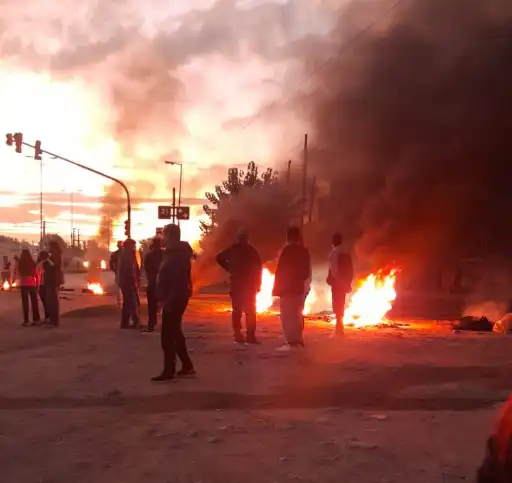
77,228,81,247
42,221,46,240
172,187,176,224
39,155,43,247
301,133,308,230
287,160,292,186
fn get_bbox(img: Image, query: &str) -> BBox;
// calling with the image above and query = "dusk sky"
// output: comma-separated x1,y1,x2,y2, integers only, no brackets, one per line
0,0,343,245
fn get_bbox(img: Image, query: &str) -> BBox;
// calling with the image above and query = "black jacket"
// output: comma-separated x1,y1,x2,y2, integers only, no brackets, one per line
216,241,262,294
144,249,163,286
109,249,122,273
157,242,193,308
272,243,311,297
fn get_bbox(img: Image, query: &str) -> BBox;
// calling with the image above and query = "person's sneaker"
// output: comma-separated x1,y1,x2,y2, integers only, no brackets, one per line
177,368,196,377
276,344,292,352
31,320,43,327
21,322,29,327
233,334,246,344
246,336,261,345
141,327,155,333
151,373,175,382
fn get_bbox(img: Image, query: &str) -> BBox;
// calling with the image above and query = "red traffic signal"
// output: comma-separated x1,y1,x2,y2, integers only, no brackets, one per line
124,219,130,237
34,140,42,160
13,132,23,153
5,133,13,146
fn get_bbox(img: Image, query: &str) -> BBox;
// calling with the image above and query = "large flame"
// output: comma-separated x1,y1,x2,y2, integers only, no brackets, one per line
87,283,104,295
343,269,397,328
256,268,275,313
2,280,10,290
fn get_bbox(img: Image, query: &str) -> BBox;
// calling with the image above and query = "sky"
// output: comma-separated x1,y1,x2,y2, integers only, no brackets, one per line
0,0,344,245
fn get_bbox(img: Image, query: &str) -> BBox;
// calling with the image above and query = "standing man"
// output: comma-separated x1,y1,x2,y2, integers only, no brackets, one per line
216,228,263,344
142,237,163,332
109,241,123,307
272,226,311,350
153,224,195,382
327,233,353,336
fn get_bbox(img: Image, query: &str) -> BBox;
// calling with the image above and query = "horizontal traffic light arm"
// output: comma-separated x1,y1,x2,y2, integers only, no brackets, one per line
5,133,133,238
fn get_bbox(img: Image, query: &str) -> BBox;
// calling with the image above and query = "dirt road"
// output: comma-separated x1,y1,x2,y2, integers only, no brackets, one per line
0,294,509,482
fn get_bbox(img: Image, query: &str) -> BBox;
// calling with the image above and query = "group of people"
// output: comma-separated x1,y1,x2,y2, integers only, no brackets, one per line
11,240,63,328
110,224,195,382
216,226,353,350
108,223,353,380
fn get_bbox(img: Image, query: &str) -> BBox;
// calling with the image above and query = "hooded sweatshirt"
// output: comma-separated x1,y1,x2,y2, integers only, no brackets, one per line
157,241,194,308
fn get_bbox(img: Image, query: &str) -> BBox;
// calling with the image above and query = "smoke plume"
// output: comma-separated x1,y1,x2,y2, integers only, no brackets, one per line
306,0,512,273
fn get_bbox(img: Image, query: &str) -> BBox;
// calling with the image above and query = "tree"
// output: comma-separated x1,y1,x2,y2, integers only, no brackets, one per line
201,161,278,235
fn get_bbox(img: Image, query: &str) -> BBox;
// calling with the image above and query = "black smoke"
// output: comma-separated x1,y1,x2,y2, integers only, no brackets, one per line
306,0,512,273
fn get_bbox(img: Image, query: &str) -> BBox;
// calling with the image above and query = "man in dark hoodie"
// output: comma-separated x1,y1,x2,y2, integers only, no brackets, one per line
142,236,163,332
152,224,195,382
216,228,263,344
272,226,311,350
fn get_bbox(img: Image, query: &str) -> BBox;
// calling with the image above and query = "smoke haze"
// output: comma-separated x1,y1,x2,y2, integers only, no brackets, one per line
306,0,512,273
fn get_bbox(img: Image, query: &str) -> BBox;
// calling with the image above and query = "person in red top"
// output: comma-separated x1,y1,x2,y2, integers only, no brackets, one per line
478,395,512,482
16,249,41,326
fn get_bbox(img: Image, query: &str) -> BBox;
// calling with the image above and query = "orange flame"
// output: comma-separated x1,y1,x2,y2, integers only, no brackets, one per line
343,269,397,328
87,283,104,295
256,268,275,313
2,280,10,290
100,260,107,270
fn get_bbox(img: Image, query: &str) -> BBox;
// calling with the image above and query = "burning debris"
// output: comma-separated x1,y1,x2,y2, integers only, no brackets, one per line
2,280,10,291
85,283,104,295
244,265,400,329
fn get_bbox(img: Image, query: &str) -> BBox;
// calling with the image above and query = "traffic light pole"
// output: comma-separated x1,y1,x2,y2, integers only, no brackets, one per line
8,136,132,238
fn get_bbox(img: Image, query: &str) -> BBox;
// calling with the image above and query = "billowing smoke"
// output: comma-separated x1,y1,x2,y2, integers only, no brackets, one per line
305,0,512,277
0,1,340,221
194,181,300,288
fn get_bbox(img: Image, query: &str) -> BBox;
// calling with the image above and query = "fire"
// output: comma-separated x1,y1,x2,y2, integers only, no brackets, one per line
256,268,275,313
343,269,397,328
87,283,104,295
2,280,10,290
100,260,107,270
83,261,90,268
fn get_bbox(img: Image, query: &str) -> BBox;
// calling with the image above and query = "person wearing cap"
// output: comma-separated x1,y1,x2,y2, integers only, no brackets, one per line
142,236,163,332
153,224,195,382
272,226,311,350
327,233,353,336
216,228,263,344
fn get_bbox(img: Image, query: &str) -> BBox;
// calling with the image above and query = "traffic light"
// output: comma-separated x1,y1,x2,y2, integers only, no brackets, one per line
13,132,23,153
124,219,130,237
5,133,12,146
34,140,42,160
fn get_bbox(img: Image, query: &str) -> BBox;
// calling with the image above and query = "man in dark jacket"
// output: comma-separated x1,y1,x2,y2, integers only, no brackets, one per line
152,224,195,382
142,237,163,332
273,226,311,349
327,233,353,336
216,228,263,344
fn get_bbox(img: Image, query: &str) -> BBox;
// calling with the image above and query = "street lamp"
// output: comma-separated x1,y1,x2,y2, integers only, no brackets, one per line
164,161,183,207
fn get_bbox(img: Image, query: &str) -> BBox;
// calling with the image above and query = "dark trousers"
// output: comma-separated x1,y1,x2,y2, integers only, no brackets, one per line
146,283,158,329
231,290,257,336
331,288,347,330
45,285,60,326
38,285,47,319
20,286,41,323
120,284,140,328
161,298,193,375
